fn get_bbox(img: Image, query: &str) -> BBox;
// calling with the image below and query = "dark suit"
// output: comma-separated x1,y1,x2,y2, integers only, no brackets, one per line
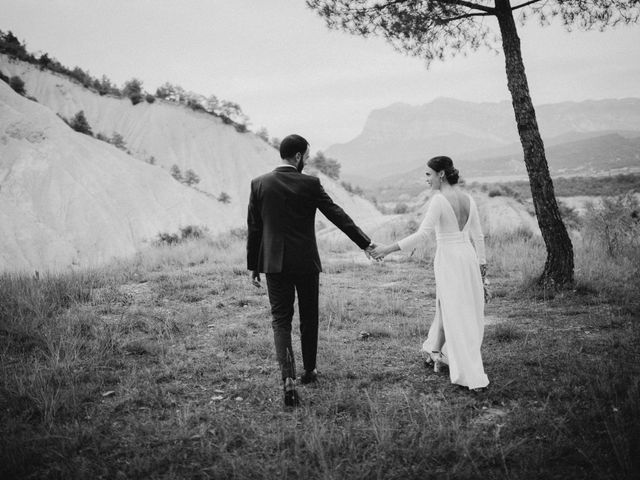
247,165,371,380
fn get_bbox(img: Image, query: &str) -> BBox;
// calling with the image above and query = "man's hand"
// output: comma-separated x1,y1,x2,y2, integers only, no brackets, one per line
364,242,377,260
250,270,261,288
365,242,384,262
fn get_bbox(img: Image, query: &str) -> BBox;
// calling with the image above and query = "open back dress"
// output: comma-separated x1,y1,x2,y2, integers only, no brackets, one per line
398,192,489,389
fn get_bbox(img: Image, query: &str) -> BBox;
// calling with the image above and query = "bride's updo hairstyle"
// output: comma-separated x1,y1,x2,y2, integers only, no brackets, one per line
427,156,460,185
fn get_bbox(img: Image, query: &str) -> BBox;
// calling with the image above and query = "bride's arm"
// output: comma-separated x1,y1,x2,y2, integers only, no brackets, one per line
371,196,440,259
397,195,440,253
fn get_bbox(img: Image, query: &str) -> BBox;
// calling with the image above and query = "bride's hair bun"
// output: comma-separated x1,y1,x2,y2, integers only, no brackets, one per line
445,167,460,185
427,156,461,185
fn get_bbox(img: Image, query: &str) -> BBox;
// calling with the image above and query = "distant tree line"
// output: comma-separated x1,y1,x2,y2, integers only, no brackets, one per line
475,173,640,199
0,30,251,133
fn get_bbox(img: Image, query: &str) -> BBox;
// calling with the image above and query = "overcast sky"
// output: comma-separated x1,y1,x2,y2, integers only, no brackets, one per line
2,0,640,149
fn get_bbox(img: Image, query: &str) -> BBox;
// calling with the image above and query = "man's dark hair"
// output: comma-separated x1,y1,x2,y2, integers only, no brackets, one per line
279,134,309,160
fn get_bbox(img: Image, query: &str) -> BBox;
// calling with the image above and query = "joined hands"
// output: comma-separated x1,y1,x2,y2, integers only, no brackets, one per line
365,242,388,261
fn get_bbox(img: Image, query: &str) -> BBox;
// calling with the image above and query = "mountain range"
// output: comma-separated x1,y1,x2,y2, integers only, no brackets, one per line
325,97,640,183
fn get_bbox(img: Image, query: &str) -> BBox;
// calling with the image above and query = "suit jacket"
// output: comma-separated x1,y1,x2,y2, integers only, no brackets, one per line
247,166,371,273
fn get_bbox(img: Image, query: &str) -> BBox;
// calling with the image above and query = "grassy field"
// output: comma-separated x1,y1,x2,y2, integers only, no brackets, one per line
1,227,639,479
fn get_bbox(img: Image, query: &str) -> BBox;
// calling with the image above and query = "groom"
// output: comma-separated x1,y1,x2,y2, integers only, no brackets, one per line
247,134,373,407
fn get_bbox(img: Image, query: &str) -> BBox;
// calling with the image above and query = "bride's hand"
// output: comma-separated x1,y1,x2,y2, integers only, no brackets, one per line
370,245,387,261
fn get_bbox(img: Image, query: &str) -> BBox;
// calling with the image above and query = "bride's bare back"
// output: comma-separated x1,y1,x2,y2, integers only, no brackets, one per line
441,189,471,231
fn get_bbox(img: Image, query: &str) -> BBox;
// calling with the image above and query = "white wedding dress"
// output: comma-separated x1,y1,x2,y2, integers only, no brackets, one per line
398,192,489,389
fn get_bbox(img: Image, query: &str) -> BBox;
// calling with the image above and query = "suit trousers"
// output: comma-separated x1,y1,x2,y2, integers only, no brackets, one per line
266,272,319,381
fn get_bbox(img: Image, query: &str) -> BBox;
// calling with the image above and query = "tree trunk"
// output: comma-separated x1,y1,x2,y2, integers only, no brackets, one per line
494,0,574,287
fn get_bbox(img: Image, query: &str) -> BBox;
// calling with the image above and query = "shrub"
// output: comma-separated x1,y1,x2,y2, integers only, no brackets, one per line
9,75,25,95
156,225,208,245
183,169,200,186
145,94,156,104
218,192,231,204
394,203,409,214
180,225,206,240
582,193,640,257
70,110,93,136
122,78,143,105
488,188,502,197
170,165,183,182
96,75,120,96
110,132,127,151
557,200,581,230
0,30,29,60
156,232,180,245
309,152,341,180
38,52,52,70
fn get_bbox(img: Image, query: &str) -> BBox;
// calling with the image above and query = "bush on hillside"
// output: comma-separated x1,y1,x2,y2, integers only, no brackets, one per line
218,192,231,204
70,110,93,136
394,203,409,214
145,94,155,104
9,75,26,96
110,132,127,151
156,225,208,245
123,78,143,105
309,152,341,180
37,52,52,70
180,225,207,240
156,232,181,245
183,169,200,186
95,75,120,97
70,66,93,89
170,164,183,182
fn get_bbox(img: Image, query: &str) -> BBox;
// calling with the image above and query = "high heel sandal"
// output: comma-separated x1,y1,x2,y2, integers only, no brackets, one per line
423,353,434,368
432,351,448,373
424,351,447,373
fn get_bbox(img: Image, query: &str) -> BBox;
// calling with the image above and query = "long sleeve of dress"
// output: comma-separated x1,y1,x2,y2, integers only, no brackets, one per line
397,195,441,252
468,197,486,264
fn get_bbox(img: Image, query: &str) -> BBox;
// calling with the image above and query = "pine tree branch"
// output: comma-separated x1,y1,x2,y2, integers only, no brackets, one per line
511,0,544,11
438,0,495,13
438,11,493,23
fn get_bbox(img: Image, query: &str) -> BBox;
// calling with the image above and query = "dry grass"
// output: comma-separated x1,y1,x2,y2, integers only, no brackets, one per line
1,229,639,479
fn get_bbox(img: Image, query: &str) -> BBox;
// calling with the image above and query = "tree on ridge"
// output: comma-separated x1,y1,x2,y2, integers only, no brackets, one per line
306,0,640,287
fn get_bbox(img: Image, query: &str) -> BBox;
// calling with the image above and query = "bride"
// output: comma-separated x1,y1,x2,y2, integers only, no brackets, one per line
371,156,489,391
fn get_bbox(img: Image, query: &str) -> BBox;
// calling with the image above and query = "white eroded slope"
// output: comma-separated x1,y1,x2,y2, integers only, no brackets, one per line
0,81,236,272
